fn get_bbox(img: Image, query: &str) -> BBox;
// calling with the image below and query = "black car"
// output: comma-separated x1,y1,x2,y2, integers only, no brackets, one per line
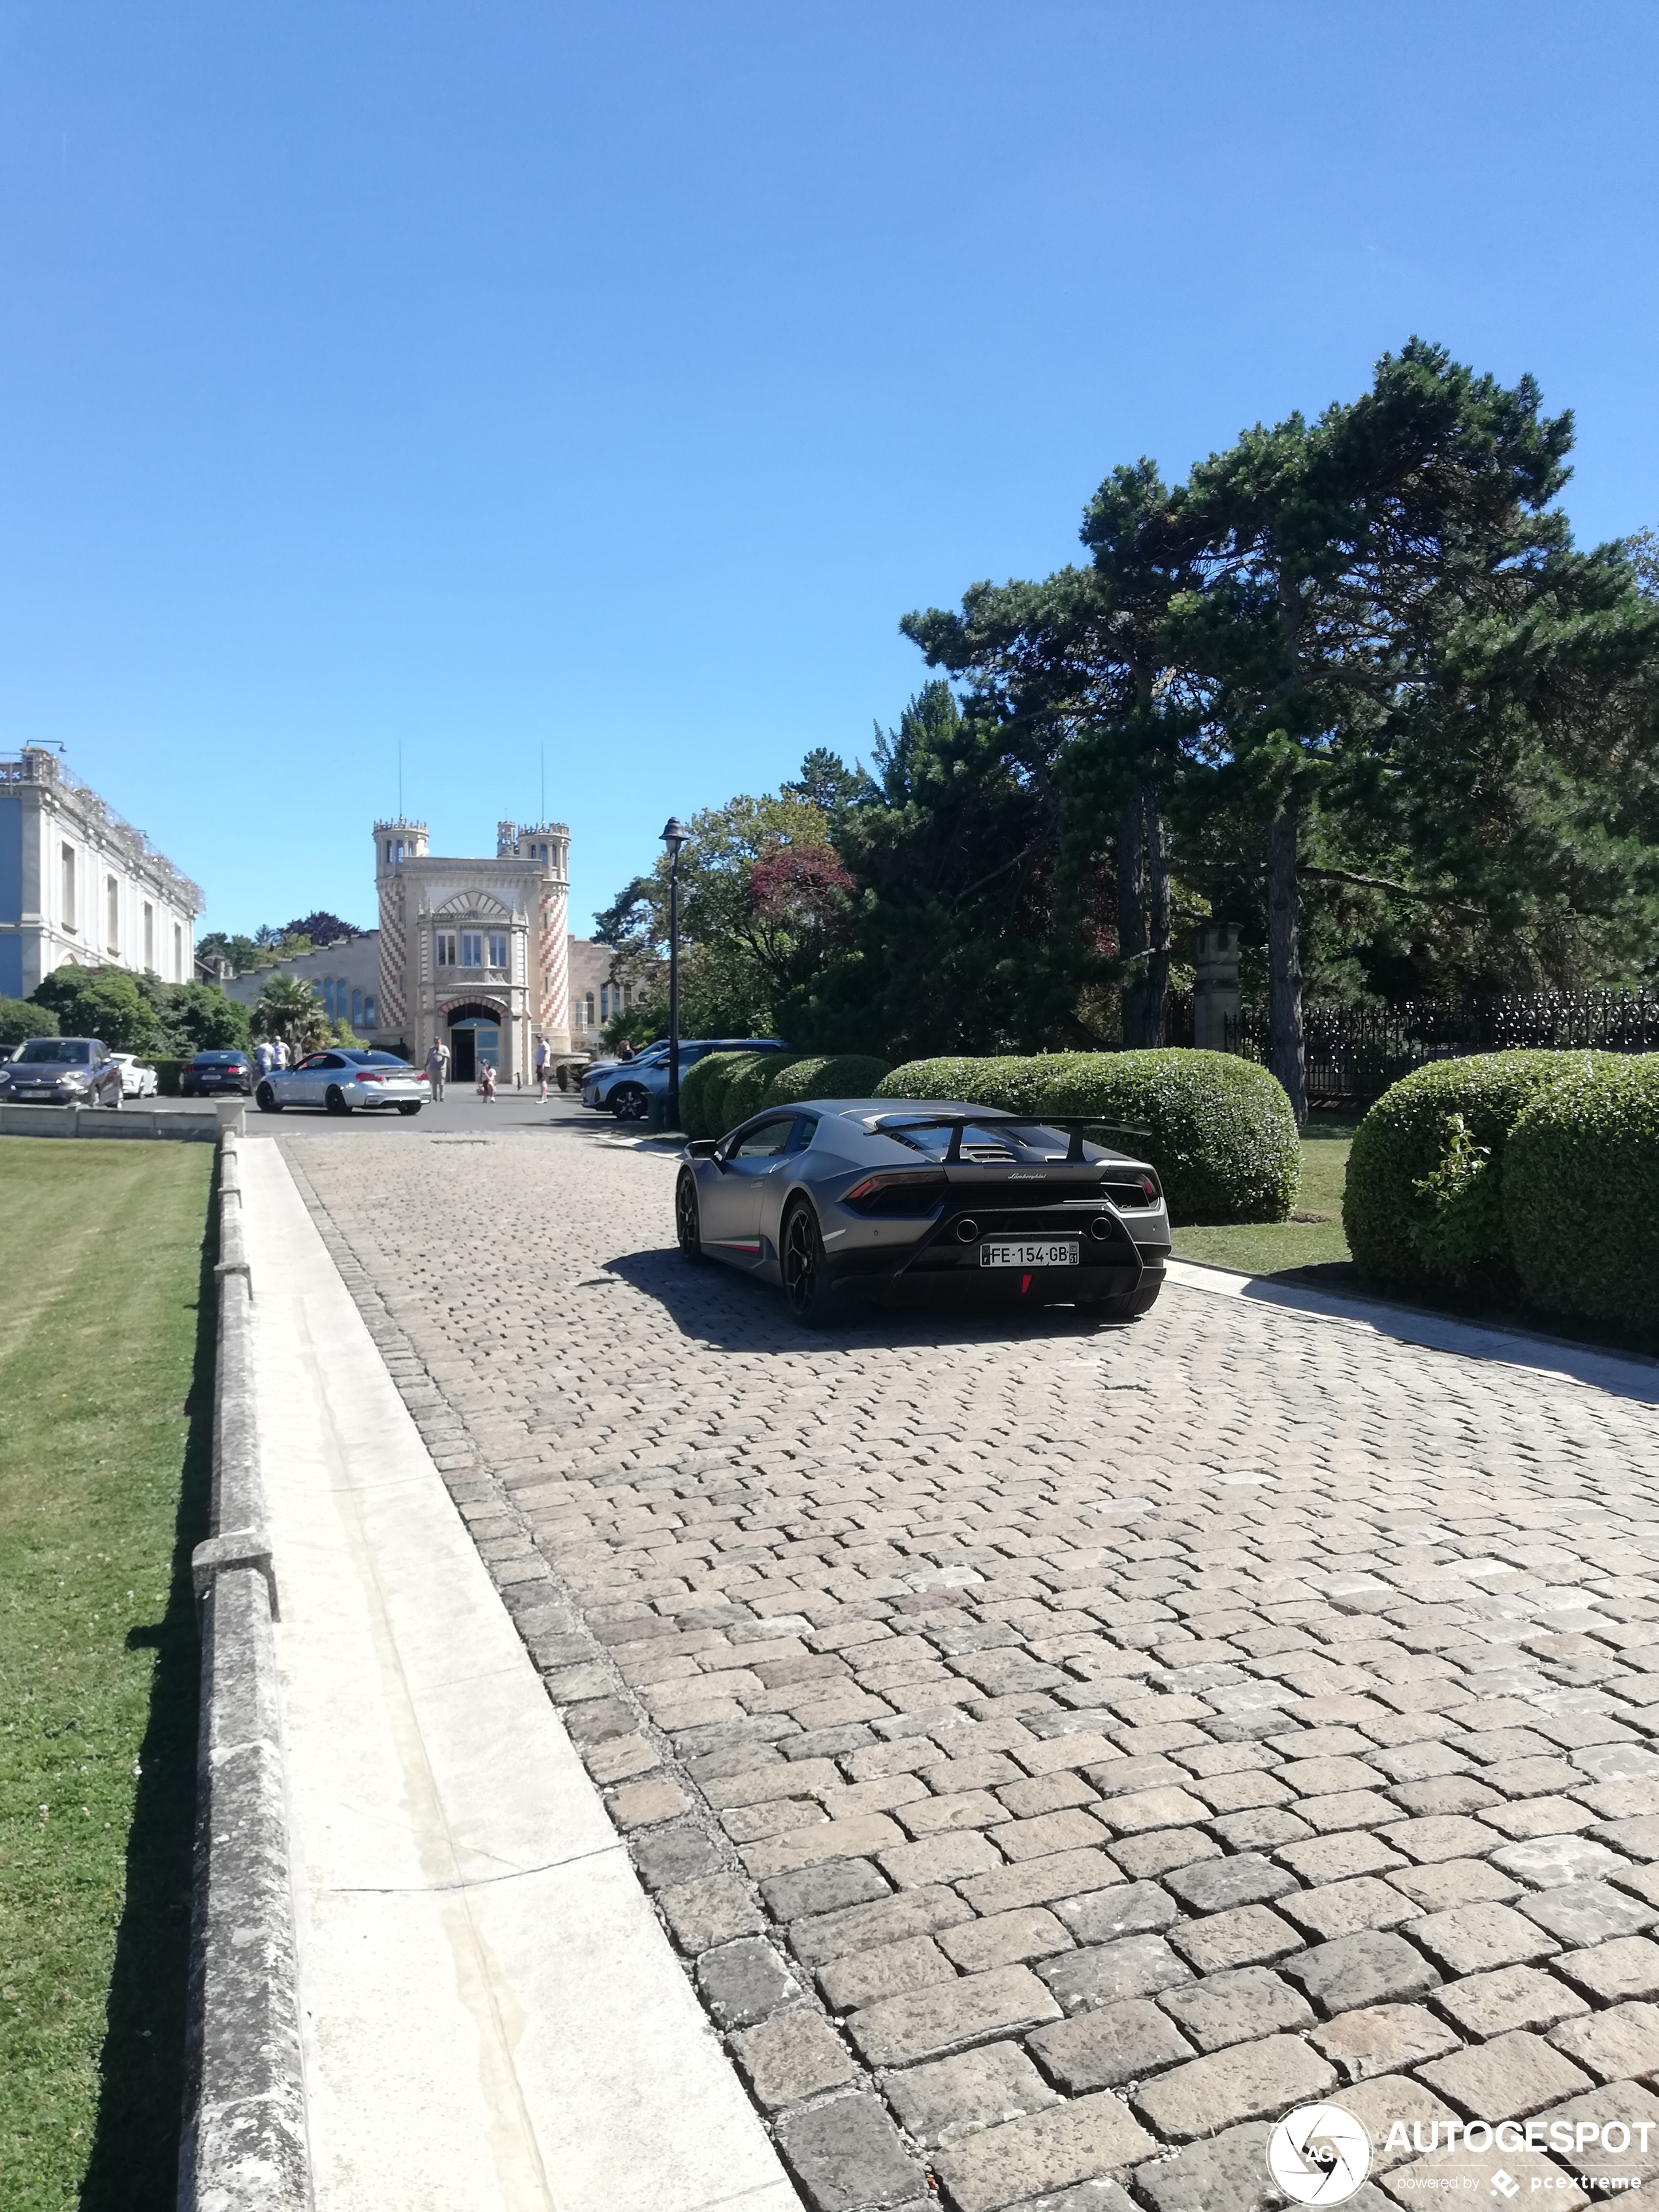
182,1050,254,1097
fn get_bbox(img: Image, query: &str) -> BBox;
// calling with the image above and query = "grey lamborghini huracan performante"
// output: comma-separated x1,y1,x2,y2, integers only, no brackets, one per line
675,1098,1172,1325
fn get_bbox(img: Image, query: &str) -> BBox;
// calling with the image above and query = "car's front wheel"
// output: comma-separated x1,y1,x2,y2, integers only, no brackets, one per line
675,1170,705,1262
782,1200,839,1326
255,1082,283,1114
324,1085,353,1116
611,1083,647,1122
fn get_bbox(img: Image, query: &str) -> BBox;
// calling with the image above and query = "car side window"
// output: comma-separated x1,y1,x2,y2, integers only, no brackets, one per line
732,1117,796,1160
788,1117,816,1153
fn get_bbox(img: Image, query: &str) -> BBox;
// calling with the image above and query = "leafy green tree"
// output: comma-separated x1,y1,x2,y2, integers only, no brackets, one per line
160,982,251,1053
0,997,56,1047
903,460,1203,1048
195,931,264,976
29,967,159,1051
1159,338,1617,1117
281,911,361,946
595,786,847,1037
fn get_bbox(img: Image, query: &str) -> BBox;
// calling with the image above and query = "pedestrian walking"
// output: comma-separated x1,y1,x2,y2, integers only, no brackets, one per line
254,1039,274,1081
478,1059,497,1102
272,1037,289,1072
535,1034,551,1101
426,1038,449,1102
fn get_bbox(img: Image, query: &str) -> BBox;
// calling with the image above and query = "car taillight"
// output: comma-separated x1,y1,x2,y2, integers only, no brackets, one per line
357,1072,385,1083
414,1071,428,1083
843,1170,948,1212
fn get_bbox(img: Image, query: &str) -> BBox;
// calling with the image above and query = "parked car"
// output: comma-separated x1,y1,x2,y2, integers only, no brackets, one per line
584,1038,789,1119
255,1048,426,1116
0,1036,125,1108
110,1053,159,1099
675,1098,1172,1325
182,1049,254,1097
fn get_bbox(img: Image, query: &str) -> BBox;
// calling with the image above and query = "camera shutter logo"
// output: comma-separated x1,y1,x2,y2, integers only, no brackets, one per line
1266,2105,1373,2205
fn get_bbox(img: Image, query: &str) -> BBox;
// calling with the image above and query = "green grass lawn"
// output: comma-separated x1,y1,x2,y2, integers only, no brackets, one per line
0,1137,214,2212
1172,1119,1357,1278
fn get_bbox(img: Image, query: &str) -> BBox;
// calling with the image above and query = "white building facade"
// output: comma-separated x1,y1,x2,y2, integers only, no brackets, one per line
372,816,573,1083
0,746,201,1002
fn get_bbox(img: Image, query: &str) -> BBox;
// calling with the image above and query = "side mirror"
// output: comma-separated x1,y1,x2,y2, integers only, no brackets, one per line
687,1138,719,1161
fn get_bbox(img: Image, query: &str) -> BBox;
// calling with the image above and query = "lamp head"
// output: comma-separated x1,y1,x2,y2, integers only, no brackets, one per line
660,816,688,854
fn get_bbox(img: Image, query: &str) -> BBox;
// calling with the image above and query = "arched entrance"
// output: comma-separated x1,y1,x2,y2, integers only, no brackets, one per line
442,1001,506,1084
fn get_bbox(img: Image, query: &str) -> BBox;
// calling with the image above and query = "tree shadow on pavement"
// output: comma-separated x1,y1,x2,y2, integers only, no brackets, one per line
602,1246,1138,1356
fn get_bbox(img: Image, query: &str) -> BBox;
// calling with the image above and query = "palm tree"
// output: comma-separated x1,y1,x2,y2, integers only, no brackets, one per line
252,974,327,1055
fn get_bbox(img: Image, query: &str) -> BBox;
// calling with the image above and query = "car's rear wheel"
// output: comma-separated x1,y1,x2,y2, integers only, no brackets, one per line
325,1085,352,1115
1083,1279,1163,1321
675,1170,705,1262
255,1082,282,1114
396,1102,422,1116
782,1200,839,1326
611,1083,647,1121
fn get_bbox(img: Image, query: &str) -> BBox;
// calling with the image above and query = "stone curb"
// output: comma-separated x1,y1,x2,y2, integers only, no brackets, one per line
176,1130,310,2212
0,1100,233,1140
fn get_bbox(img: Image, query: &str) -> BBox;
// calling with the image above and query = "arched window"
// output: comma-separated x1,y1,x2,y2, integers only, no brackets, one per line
362,993,376,1027
585,992,596,1029
351,988,362,1028
322,978,335,1019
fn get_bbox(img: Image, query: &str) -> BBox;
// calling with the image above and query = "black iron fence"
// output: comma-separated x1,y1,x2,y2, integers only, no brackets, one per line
1223,991,1659,1102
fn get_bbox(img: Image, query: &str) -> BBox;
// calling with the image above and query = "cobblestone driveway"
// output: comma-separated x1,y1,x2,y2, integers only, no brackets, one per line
282,1121,1659,2212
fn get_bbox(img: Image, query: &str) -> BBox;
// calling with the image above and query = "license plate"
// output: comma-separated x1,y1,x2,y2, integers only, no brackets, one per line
980,1240,1080,1268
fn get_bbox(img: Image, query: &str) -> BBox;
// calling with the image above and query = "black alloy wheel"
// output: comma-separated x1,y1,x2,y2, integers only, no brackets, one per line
324,1085,353,1115
611,1083,647,1121
675,1170,704,1261
782,1200,836,1326
255,1082,282,1114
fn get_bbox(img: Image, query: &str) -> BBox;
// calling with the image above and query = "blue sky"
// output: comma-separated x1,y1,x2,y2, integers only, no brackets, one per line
1,1,1654,943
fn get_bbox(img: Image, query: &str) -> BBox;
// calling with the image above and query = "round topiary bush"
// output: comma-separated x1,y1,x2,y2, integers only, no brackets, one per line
679,1051,750,1139
1344,1050,1604,1296
876,1049,1299,1225
1504,1055,1659,1337
759,1053,893,1108
719,1052,805,1128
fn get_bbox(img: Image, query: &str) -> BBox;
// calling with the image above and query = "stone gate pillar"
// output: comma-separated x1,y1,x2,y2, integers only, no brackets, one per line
1194,922,1242,1052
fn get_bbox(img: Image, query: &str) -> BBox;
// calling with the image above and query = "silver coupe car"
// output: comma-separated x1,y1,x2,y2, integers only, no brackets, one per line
675,1098,1171,1324
255,1048,427,1115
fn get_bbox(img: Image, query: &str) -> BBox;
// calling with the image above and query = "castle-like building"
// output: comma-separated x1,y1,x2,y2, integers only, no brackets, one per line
372,815,573,1083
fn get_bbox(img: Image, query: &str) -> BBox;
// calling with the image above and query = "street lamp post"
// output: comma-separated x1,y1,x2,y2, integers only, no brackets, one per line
661,817,688,1130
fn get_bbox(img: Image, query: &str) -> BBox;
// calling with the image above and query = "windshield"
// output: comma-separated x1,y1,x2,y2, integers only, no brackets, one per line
17,1039,88,1065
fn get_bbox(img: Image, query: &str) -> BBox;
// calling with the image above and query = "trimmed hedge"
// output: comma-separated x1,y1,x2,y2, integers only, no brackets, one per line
874,1050,1300,1225
1505,1056,1659,1336
1344,1051,1605,1296
681,1051,772,1139
760,1054,892,1108
681,1050,896,1137
150,1057,189,1098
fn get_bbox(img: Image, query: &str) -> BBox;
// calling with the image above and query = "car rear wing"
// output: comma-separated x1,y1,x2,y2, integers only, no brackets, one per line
869,1112,1153,1164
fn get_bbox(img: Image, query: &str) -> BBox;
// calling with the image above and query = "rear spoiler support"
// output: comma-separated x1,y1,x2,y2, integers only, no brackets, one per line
869,1113,1154,1163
